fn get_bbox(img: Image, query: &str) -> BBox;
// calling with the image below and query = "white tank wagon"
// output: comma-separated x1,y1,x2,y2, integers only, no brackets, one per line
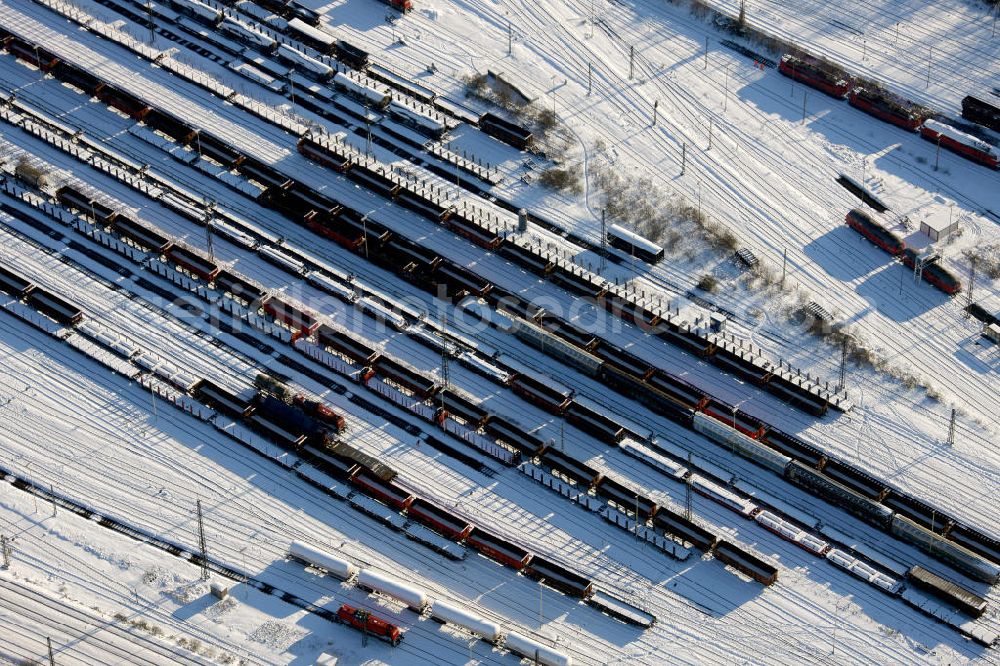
429,599,502,643
504,632,573,666
287,541,358,580
356,569,428,611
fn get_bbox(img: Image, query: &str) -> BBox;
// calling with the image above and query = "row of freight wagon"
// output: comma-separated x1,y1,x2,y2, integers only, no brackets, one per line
2,239,989,638
779,54,999,169
165,1,534,148
8,31,997,595
295,131,836,416
0,263,85,325
9,173,995,635
46,132,1000,590
188,378,663,643
288,542,574,666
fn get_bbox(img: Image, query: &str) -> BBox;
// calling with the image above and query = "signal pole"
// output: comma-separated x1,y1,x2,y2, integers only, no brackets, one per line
838,336,848,392
926,47,932,88
629,46,635,80
684,452,693,520
600,209,607,274
947,408,957,446
966,256,977,313
197,500,209,581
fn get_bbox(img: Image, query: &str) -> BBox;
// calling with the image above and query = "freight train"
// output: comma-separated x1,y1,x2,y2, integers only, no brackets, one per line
52,123,999,590
844,209,962,295
290,542,573,665
21,169,998,638
13,32,999,593
778,52,999,170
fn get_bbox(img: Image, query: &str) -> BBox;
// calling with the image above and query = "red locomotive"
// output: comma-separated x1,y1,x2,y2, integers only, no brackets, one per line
381,0,412,11
920,120,998,169
335,604,402,646
845,208,905,255
777,54,849,99
848,87,922,132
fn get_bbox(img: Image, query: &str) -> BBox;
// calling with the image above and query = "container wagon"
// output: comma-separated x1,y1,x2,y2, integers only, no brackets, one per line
214,270,266,306
437,389,490,428
25,289,84,326
56,186,118,225
539,448,603,489
285,17,335,55
246,413,307,448
465,527,532,569
714,540,778,585
333,40,369,70
327,439,397,481
907,566,987,617
262,296,319,335
113,217,173,253
350,469,414,510
0,264,35,298
431,263,492,301
96,84,152,121
6,37,61,72
165,245,220,281
193,379,254,418
595,476,657,520
373,356,437,398
442,213,502,250
522,557,594,598
479,112,533,149
483,417,544,458
510,371,572,413
654,508,717,551
566,398,626,444
406,498,473,540
316,325,380,365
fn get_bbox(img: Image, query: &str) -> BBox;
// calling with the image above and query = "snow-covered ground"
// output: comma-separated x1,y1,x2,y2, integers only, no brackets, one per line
0,0,997,662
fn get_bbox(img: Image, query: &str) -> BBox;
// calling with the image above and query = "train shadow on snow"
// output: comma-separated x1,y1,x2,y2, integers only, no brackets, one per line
802,225,886,283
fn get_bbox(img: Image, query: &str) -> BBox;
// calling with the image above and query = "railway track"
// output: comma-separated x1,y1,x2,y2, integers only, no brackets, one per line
0,2,992,656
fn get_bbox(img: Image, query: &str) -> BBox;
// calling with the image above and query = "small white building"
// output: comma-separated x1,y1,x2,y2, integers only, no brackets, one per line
920,215,959,242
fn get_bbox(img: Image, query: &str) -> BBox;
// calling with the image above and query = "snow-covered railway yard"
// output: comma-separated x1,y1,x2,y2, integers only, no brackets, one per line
0,0,997,662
